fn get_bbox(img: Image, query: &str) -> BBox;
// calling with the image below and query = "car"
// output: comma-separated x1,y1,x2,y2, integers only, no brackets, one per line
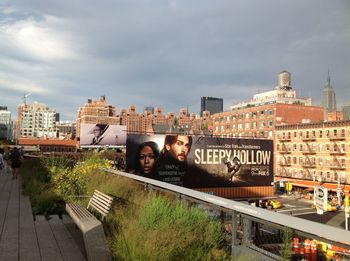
327,203,337,212
267,199,282,209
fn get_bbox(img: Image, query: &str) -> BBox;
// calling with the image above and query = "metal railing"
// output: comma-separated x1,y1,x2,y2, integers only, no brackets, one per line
103,168,350,256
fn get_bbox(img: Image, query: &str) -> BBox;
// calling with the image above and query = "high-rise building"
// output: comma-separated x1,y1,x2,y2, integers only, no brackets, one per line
200,97,223,117
342,102,350,121
144,106,154,114
0,107,11,140
17,102,57,138
322,71,337,120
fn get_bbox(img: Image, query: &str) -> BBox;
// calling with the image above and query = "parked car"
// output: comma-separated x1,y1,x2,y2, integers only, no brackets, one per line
327,203,337,212
267,199,282,209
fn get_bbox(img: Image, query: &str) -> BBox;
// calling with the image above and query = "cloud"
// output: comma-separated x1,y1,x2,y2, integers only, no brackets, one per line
0,16,77,61
0,72,48,94
0,0,349,121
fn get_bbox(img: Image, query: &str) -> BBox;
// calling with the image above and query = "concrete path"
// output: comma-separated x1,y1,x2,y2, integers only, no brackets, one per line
0,164,86,261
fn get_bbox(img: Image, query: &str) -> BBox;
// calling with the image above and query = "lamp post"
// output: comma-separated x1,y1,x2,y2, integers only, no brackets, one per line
345,195,349,231
337,178,341,206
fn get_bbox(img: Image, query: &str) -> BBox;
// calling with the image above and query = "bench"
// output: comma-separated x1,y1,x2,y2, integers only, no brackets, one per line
66,190,113,261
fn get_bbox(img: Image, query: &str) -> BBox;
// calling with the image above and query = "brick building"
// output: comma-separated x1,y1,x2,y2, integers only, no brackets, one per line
76,96,119,143
212,71,324,139
275,120,350,193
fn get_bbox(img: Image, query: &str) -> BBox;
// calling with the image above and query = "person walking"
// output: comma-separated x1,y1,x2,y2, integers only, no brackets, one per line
9,147,22,179
0,149,4,173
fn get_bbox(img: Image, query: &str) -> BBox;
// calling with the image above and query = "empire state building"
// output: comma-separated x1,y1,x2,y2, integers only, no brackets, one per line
322,71,336,120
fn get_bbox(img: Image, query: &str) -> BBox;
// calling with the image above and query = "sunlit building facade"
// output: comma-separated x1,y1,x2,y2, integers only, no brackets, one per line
275,120,350,193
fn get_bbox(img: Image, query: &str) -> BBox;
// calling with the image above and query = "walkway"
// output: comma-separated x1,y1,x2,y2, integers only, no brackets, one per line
0,165,86,261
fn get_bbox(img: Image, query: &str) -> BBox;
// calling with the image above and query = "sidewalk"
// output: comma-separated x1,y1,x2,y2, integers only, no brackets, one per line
0,164,86,261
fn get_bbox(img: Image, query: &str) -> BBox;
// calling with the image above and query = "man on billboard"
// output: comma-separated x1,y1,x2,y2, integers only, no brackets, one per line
160,135,192,163
156,135,192,186
90,124,109,145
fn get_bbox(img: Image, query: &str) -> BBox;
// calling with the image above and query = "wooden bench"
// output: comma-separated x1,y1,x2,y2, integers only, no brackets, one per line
66,190,113,261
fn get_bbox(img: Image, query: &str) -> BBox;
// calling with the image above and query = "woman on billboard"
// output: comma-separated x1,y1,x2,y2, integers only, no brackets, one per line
134,141,160,178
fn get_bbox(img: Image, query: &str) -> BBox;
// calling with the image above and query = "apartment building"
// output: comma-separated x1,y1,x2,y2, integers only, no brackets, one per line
17,102,57,138
119,106,210,134
275,120,350,193
76,96,119,141
0,107,11,139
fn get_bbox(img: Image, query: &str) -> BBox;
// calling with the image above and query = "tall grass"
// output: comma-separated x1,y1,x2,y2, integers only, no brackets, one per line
21,154,230,260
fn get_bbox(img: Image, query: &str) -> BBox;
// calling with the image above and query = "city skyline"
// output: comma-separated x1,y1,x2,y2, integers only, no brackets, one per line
0,1,349,121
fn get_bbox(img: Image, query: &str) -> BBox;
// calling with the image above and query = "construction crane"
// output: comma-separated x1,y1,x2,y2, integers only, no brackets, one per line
23,93,31,105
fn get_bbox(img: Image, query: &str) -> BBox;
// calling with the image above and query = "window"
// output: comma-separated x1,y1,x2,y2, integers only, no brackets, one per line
293,157,296,164
319,130,322,138
326,158,330,166
277,144,280,151
319,144,323,152
299,144,303,151
341,144,345,152
299,157,303,165
268,109,273,116
342,159,346,167
319,158,323,166
326,144,330,151
341,129,345,137
244,122,250,129
268,120,274,127
252,122,257,129
268,131,273,138
245,113,250,119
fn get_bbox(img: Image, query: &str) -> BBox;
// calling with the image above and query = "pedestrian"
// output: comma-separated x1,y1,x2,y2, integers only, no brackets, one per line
0,148,4,172
9,147,22,179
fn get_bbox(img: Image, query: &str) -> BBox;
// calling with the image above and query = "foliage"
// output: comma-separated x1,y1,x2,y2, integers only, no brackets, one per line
110,195,229,261
21,158,65,217
280,227,292,261
21,154,230,260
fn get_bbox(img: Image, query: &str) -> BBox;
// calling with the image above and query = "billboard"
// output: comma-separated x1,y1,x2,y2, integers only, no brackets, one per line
80,124,127,147
126,134,273,188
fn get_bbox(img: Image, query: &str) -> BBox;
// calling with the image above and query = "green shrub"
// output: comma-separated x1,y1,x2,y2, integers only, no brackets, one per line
110,195,229,261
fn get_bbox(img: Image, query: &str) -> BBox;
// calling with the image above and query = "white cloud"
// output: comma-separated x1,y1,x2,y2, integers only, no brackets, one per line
0,16,77,61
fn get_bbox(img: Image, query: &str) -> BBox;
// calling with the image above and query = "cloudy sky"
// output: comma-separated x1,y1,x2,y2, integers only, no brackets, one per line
0,1,349,121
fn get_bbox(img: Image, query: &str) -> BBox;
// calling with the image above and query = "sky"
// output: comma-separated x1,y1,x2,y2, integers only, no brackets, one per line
0,1,349,121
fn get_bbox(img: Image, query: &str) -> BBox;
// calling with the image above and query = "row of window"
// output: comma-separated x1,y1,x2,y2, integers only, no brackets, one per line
214,131,274,139
277,156,346,167
277,143,348,153
276,168,347,183
216,120,274,131
215,109,274,122
277,128,349,139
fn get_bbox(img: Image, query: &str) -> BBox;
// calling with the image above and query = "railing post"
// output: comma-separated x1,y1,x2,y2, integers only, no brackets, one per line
242,216,252,246
231,210,238,256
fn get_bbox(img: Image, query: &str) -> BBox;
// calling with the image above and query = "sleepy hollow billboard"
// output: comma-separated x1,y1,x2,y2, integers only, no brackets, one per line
126,134,273,190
